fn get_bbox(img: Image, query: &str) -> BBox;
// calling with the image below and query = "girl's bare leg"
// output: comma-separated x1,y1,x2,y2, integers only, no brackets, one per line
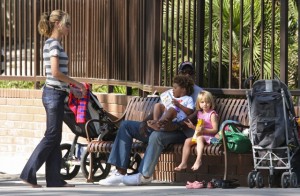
175,138,193,171
191,136,205,171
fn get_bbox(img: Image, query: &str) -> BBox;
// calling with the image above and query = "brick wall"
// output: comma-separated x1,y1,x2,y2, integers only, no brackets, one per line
154,152,254,187
0,88,130,174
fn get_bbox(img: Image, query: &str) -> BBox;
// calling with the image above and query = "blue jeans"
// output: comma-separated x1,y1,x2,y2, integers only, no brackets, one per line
20,87,67,186
107,120,187,177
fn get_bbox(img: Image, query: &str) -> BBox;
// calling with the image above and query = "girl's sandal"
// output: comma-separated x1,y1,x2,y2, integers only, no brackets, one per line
207,181,215,189
185,181,194,189
192,181,205,189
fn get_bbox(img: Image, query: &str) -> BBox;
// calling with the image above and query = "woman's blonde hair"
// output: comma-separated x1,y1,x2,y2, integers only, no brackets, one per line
38,10,70,37
195,90,215,110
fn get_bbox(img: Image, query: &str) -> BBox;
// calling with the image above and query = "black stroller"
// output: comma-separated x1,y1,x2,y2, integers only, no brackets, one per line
246,78,300,188
60,91,118,181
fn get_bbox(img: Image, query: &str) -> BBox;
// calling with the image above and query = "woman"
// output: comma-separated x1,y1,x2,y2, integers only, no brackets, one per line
20,10,86,188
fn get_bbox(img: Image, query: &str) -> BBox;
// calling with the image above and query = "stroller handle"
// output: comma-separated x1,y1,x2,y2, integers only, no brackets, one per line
243,75,254,89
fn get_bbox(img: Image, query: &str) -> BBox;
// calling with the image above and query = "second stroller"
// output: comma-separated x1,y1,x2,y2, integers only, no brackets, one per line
246,79,299,188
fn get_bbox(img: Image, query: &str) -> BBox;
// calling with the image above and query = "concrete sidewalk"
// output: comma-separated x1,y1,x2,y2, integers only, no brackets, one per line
1,172,300,196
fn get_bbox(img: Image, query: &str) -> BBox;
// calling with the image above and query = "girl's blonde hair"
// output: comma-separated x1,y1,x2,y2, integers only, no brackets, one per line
195,90,215,110
38,10,71,37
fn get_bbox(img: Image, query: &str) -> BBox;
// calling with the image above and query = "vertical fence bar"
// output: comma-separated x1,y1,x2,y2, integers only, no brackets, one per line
239,0,244,89
218,0,223,88
229,0,233,88
208,0,212,87
187,0,191,59
24,0,27,76
170,0,174,78
164,0,169,86
181,0,185,62
192,0,196,63
271,0,275,78
175,0,180,73
260,0,264,79
280,0,288,83
249,0,254,84
34,0,40,88
13,0,17,76
18,0,22,76
196,0,204,86
29,0,33,75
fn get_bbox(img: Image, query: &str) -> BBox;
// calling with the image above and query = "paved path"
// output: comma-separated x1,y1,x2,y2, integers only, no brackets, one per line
1,172,300,196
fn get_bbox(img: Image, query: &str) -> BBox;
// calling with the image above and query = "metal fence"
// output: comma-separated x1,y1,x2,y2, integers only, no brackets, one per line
0,0,299,96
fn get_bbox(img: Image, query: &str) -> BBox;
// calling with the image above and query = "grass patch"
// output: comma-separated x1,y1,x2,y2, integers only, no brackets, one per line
0,81,35,89
0,81,139,95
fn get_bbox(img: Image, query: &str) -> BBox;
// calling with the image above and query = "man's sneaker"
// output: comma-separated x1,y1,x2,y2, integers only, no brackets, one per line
98,170,124,186
122,173,152,186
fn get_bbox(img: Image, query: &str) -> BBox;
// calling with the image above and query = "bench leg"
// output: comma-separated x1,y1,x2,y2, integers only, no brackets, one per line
87,152,94,183
223,146,228,180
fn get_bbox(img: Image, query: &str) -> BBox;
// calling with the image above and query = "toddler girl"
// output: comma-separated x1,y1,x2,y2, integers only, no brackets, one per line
175,90,218,171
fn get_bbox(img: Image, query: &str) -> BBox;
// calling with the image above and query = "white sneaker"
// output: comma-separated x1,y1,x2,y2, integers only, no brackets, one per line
122,173,152,186
98,170,124,186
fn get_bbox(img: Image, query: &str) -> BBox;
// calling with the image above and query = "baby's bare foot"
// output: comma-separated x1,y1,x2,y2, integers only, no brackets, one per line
147,120,157,125
147,121,160,130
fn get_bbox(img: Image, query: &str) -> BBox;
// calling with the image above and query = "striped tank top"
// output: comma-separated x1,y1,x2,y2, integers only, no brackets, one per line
43,38,69,88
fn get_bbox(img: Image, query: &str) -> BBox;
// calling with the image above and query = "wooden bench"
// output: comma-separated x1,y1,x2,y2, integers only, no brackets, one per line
85,96,249,183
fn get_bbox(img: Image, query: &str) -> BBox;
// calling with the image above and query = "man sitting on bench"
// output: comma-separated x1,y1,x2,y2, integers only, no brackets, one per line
98,61,203,186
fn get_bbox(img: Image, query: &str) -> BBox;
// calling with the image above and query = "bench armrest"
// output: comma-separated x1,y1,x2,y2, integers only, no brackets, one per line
85,118,115,142
219,120,249,180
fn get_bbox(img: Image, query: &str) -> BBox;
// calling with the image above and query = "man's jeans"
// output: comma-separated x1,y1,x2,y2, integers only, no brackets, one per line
108,120,187,177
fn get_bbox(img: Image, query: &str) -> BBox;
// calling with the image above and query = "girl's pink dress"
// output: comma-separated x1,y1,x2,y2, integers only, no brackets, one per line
194,109,218,144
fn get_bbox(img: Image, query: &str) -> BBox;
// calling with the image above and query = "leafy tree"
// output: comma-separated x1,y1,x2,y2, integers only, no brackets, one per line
162,0,299,88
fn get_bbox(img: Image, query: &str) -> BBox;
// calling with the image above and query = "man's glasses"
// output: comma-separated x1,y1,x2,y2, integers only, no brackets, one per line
180,70,194,75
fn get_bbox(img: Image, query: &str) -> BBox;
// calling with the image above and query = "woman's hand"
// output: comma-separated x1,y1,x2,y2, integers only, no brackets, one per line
70,86,83,98
70,83,87,99
76,83,87,97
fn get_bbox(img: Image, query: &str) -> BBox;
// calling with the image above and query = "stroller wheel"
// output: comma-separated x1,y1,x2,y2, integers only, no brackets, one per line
255,172,264,188
281,172,290,188
247,171,256,188
80,149,111,182
289,172,298,188
60,143,81,180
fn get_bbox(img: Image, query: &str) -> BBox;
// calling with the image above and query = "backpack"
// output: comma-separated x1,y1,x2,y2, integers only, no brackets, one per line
218,124,252,153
